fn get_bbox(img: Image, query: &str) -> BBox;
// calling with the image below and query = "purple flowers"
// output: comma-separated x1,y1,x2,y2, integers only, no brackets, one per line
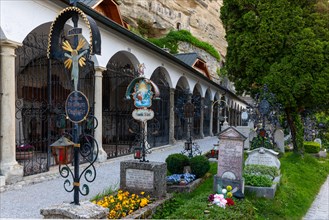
16,144,34,152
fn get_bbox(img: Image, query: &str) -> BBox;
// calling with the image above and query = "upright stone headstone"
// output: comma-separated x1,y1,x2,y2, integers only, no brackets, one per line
249,129,257,146
245,147,281,169
120,160,167,198
274,129,285,153
214,127,246,193
314,138,322,149
236,126,252,149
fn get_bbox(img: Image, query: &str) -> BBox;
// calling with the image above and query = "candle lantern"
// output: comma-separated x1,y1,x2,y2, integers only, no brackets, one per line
51,136,75,165
134,146,142,159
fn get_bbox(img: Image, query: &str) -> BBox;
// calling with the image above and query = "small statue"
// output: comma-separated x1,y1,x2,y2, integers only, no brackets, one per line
62,38,88,91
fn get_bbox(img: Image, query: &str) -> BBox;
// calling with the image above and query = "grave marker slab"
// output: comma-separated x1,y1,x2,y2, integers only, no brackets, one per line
120,160,166,198
214,127,246,193
314,138,322,148
274,129,285,152
245,147,280,169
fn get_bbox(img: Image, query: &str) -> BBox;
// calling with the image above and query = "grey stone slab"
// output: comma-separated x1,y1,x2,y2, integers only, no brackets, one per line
40,200,108,219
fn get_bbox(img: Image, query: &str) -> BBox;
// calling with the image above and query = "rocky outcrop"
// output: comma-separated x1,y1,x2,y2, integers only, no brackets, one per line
117,0,227,57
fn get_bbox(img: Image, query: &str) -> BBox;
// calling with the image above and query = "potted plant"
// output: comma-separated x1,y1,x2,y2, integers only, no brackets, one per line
16,144,34,160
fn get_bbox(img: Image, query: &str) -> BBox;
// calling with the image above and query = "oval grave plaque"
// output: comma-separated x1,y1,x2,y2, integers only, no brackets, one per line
132,109,154,122
65,91,89,123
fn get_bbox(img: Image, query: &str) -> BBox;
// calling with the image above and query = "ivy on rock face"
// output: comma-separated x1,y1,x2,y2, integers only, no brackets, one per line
149,30,221,61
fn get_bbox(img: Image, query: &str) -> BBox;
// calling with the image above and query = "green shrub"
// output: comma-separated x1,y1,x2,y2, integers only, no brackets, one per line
189,155,210,178
243,174,273,187
244,164,279,180
250,136,273,150
304,141,321,153
165,153,189,174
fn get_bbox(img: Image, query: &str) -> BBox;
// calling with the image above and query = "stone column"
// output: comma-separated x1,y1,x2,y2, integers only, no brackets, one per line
0,40,23,184
216,104,220,134
209,101,214,136
169,88,176,144
94,66,107,162
199,97,204,138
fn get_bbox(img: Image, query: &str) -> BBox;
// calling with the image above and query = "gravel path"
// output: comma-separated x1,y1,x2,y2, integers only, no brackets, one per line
303,174,329,220
0,137,217,219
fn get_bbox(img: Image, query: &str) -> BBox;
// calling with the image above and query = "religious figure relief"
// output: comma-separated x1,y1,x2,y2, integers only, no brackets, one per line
132,80,153,108
62,38,88,91
138,63,146,75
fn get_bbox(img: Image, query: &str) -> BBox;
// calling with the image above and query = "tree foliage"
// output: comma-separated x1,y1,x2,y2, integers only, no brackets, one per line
221,0,329,152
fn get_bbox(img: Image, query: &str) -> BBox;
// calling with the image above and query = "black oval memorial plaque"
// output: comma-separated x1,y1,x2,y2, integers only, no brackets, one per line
65,91,89,123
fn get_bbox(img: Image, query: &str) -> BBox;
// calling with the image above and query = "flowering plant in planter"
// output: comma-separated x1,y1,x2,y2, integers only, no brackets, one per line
16,144,34,160
16,144,34,152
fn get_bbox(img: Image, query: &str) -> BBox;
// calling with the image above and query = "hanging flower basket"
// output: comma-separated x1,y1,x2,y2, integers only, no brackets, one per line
16,144,34,160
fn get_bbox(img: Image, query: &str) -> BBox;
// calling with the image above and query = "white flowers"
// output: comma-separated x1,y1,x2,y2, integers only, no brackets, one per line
222,189,227,194
213,194,227,209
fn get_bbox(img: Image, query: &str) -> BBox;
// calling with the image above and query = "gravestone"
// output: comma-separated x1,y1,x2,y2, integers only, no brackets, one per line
245,147,280,169
214,127,246,193
236,126,252,149
249,129,257,146
274,129,285,153
314,138,322,149
120,160,167,198
244,147,281,198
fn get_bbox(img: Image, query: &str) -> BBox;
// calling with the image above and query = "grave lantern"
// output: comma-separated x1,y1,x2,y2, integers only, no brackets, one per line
51,136,75,165
211,143,219,158
133,146,142,159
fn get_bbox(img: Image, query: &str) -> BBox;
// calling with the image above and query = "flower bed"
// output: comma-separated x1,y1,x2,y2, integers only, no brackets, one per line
92,190,151,219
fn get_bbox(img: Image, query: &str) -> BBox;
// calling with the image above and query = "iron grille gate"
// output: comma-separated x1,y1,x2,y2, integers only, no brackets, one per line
149,73,170,147
102,63,138,158
15,33,95,176
174,88,189,140
203,98,211,136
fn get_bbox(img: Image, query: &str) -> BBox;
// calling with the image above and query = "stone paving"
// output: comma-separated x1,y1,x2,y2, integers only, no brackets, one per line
303,174,329,220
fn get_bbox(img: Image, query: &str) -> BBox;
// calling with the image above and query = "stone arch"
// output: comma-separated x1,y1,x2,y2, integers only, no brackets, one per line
102,50,140,157
203,88,212,136
15,22,96,175
150,67,173,88
192,85,202,137
149,67,171,147
174,76,190,140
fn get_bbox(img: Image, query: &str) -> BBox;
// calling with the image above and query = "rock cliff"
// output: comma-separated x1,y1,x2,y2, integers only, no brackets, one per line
117,0,227,57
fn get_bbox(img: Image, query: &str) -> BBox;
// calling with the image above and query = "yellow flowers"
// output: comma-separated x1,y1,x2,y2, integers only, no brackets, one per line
227,192,233,198
92,190,151,219
226,185,232,191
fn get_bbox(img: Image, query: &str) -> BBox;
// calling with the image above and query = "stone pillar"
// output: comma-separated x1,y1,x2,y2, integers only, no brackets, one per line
169,88,176,144
209,101,214,136
94,66,107,162
0,40,23,184
216,105,220,134
199,97,204,138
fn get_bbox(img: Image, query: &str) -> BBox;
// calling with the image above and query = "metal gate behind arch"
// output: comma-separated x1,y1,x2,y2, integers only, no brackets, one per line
102,63,139,158
149,72,170,148
15,33,95,176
